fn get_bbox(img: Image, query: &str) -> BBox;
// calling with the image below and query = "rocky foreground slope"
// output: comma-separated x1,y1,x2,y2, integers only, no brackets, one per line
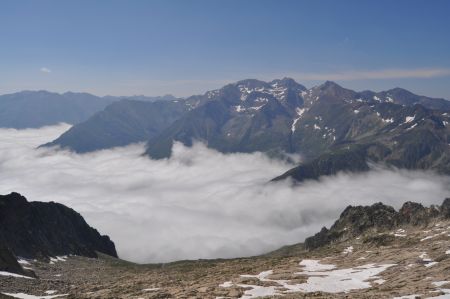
0,192,117,279
1,198,449,298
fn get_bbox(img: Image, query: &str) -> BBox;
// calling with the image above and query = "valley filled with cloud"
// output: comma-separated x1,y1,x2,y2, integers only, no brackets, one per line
1,124,449,263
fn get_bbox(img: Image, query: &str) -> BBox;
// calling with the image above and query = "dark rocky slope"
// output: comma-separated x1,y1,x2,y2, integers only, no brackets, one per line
305,198,450,250
0,245,34,277
43,99,187,153
0,192,117,260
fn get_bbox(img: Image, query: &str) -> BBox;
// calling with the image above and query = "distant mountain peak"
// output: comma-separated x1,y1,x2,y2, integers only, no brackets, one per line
306,80,356,100
270,77,306,90
386,87,414,96
319,80,344,90
234,79,268,89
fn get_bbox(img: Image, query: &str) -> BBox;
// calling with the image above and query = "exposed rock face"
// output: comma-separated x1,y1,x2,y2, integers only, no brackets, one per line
0,192,117,260
305,198,450,250
0,245,34,277
398,201,440,225
334,202,399,233
441,198,450,217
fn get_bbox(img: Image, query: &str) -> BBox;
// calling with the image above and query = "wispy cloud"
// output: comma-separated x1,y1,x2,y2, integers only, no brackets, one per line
289,68,450,81
116,67,450,97
40,67,51,73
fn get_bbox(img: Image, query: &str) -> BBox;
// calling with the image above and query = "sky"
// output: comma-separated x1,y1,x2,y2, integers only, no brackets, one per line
1,124,449,262
1,0,450,98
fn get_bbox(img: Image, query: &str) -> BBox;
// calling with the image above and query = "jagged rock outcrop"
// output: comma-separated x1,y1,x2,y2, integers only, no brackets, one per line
305,198,450,250
398,201,440,225
0,192,117,260
0,245,35,277
441,198,450,218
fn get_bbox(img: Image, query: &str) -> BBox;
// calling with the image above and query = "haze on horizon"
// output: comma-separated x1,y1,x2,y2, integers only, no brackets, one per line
1,0,450,99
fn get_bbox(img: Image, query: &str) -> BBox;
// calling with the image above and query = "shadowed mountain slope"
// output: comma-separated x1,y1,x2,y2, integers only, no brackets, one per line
43,99,188,153
0,192,117,260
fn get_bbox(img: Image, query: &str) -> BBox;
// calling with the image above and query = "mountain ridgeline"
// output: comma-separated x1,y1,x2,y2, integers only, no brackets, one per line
304,198,450,250
0,192,117,276
44,78,450,181
43,99,188,153
0,90,180,129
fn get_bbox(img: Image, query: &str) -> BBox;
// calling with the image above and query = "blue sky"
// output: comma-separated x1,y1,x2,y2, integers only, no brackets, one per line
1,0,450,98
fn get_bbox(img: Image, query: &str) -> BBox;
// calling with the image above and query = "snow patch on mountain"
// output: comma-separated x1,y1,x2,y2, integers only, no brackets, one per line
291,108,306,133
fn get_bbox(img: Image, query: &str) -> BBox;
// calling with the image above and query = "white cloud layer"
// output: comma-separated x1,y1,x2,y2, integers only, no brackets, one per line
0,124,449,263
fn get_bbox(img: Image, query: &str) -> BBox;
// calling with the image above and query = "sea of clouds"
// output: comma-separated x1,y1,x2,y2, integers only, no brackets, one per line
0,124,449,263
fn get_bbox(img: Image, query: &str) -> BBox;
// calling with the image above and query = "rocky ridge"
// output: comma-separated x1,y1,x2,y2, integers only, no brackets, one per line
305,198,450,250
0,192,117,278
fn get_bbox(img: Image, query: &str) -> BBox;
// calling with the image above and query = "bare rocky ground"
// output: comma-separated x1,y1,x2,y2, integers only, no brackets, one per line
0,219,449,299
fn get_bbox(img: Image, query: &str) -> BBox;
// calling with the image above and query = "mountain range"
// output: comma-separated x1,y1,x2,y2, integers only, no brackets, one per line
0,90,179,129
42,78,450,181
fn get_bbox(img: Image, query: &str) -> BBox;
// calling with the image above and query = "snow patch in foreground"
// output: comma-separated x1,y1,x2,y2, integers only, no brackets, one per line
2,293,67,299
0,271,33,279
342,246,354,254
395,281,450,299
142,288,160,292
49,256,68,264
292,261,395,293
219,281,233,288
431,281,450,299
392,295,422,299
418,252,438,267
17,259,30,265
221,259,395,298
299,259,336,271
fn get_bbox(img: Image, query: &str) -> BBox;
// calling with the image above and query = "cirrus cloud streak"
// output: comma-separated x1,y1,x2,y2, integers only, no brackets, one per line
290,68,450,81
